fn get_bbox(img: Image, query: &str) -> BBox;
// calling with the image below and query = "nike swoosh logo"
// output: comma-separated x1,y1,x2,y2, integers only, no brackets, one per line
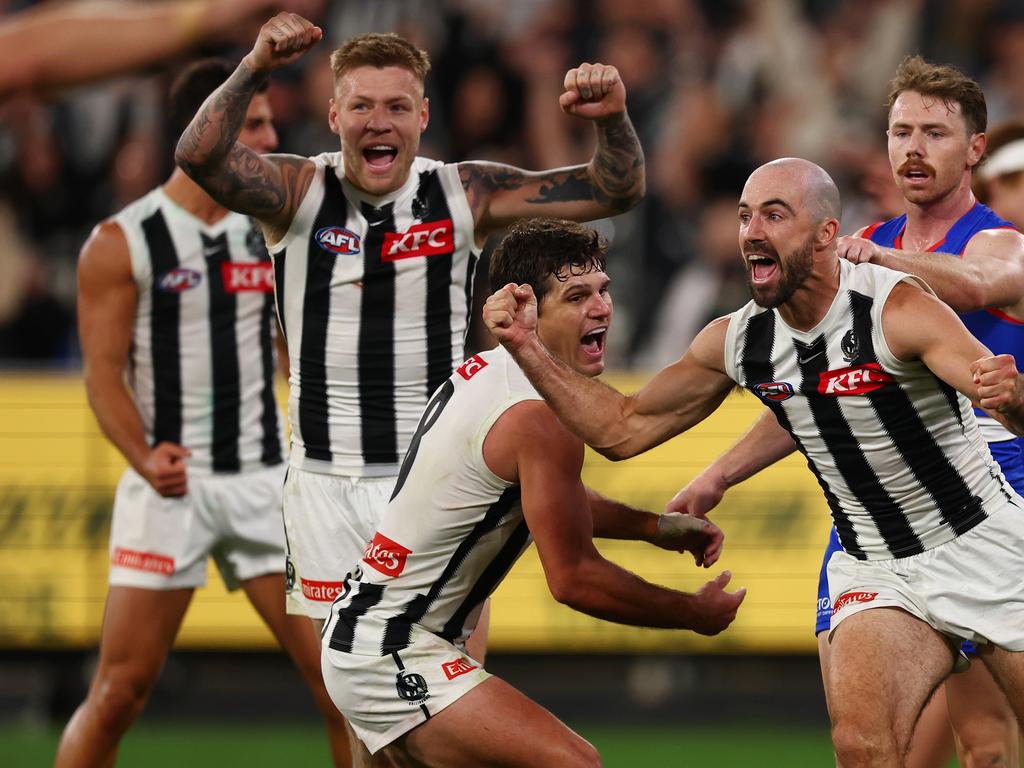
202,246,224,258
798,350,823,365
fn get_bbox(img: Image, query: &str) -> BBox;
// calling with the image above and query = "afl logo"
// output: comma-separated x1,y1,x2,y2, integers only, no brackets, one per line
315,226,360,255
157,268,201,293
753,381,795,402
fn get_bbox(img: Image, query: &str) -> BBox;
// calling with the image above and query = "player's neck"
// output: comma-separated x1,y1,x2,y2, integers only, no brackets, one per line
162,169,230,225
901,183,976,252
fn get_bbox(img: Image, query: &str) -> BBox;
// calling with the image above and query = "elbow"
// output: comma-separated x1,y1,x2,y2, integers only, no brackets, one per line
173,141,198,177
546,568,586,608
950,284,988,313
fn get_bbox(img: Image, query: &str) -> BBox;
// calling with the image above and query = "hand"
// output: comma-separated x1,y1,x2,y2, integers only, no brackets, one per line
972,353,1024,413
689,571,746,636
837,236,886,265
245,12,322,72
140,442,191,497
559,62,626,120
483,282,538,351
653,512,724,568
665,471,728,519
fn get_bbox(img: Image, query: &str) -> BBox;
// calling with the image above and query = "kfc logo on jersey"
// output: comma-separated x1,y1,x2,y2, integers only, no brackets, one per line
818,363,894,396
753,381,795,402
832,590,878,613
316,225,361,255
157,268,202,293
222,261,274,293
363,532,412,577
457,355,488,381
442,659,478,680
382,219,454,261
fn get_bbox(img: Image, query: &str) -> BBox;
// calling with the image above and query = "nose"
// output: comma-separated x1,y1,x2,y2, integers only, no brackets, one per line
588,292,611,318
263,124,279,153
366,105,390,132
743,213,766,240
906,128,924,157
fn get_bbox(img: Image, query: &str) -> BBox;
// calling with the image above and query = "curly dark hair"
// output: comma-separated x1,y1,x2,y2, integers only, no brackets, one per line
489,218,608,311
887,55,986,136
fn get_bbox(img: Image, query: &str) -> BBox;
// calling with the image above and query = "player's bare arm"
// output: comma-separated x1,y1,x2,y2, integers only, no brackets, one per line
665,411,797,519
838,228,1024,312
459,62,644,242
484,282,734,459
883,280,1024,433
586,488,724,568
78,222,190,496
174,13,321,235
490,400,743,634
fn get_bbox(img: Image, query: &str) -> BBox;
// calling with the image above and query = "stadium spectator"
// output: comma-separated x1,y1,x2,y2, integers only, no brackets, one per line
173,12,645,634
55,59,351,767
322,217,743,763
487,157,1024,766
0,0,323,100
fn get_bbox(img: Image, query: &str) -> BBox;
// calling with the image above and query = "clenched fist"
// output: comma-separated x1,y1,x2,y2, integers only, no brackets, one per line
245,12,322,73
560,62,627,120
483,282,538,351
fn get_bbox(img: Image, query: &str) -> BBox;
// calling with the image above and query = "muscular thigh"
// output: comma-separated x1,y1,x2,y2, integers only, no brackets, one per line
829,607,954,736
394,677,593,768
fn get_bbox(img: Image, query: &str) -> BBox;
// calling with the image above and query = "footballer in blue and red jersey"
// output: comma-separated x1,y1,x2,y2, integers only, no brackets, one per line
816,201,1024,638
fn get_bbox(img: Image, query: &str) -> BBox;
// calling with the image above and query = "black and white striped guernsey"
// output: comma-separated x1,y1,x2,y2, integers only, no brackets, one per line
724,259,1020,560
270,153,480,477
116,188,285,474
325,346,538,656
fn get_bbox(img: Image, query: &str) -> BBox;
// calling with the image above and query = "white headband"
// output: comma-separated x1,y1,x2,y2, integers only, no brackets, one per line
980,138,1024,181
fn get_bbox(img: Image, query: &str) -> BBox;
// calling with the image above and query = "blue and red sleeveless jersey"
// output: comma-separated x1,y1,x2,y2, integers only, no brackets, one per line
863,202,1024,430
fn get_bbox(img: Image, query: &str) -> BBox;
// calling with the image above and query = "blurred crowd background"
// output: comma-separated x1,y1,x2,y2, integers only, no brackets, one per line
3,0,1024,369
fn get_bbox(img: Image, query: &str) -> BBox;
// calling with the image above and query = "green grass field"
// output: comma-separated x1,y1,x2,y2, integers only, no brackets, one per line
0,721,843,767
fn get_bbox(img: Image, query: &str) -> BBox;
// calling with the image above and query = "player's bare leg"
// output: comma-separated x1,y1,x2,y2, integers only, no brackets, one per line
979,645,1024,727
382,676,600,768
241,573,352,768
905,684,954,768
54,586,193,768
827,608,955,768
946,660,1018,767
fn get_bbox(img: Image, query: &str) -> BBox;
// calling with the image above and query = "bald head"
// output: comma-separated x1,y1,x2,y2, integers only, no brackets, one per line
744,158,841,224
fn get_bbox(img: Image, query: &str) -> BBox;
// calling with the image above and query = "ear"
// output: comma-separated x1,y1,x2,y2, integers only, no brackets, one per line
420,96,430,134
817,217,840,247
967,131,986,170
328,97,340,136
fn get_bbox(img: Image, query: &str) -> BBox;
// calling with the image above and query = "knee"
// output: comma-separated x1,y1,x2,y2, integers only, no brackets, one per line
831,720,898,767
954,710,1019,766
87,666,157,732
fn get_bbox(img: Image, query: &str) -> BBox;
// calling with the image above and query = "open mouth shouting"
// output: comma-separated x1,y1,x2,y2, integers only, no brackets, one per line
581,326,607,360
899,161,933,186
363,144,398,173
745,247,779,284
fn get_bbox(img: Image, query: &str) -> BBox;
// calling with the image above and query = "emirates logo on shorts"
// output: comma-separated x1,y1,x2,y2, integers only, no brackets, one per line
363,532,412,578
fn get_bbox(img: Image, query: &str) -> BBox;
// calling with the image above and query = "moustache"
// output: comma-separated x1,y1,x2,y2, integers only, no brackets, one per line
897,159,934,176
743,240,778,259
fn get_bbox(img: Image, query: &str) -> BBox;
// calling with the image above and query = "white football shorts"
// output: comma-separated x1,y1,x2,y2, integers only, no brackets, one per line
108,463,287,590
321,624,491,753
827,505,1024,651
282,468,395,618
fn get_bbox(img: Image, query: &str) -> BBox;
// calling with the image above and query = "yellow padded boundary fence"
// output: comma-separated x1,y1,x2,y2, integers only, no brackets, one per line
0,373,830,652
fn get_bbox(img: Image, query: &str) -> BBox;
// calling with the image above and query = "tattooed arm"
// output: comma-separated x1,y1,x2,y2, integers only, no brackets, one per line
460,63,645,244
174,12,321,240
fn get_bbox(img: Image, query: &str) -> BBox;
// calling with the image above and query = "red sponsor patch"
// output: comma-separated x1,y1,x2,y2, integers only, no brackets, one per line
818,363,894,396
363,532,412,578
112,547,175,575
441,658,478,680
221,261,273,293
300,578,346,602
832,590,878,614
382,219,454,261
457,354,488,381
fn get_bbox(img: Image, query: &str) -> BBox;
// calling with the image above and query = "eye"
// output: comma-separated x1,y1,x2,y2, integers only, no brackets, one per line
928,130,944,139
739,212,751,224
768,212,782,222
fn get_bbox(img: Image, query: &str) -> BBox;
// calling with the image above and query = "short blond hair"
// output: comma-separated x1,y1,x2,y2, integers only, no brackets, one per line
330,33,430,85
